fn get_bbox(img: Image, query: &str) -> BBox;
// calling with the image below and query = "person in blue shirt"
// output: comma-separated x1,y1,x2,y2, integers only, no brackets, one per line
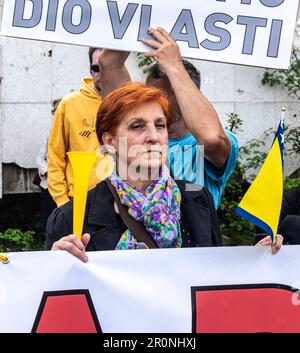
168,128,238,209
98,27,238,208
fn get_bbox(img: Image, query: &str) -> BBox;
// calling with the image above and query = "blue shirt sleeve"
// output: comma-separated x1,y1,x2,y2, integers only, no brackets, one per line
204,129,239,208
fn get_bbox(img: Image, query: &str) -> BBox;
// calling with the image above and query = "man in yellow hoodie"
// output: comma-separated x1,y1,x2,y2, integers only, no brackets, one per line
48,48,103,207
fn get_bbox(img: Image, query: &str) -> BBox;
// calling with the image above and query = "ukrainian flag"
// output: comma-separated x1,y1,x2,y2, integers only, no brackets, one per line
236,109,285,243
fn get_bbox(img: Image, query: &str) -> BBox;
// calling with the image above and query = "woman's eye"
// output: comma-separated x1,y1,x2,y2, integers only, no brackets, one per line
131,124,143,129
156,123,166,129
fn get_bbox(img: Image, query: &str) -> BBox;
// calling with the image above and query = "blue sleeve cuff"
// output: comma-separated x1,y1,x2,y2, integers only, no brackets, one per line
205,129,239,185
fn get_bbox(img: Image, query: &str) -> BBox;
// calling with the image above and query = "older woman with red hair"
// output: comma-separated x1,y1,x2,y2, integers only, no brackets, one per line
46,82,281,261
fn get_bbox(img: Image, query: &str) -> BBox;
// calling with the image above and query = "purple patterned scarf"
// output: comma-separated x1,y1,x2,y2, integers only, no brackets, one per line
109,165,182,249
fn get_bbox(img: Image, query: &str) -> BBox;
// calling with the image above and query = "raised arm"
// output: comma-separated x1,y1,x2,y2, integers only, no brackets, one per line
98,49,131,98
143,27,230,169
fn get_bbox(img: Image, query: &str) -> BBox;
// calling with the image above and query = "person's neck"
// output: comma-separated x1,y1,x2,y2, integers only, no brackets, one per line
94,86,101,95
168,119,191,139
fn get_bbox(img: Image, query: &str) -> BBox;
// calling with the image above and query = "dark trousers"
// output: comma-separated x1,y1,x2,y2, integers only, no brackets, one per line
41,188,56,234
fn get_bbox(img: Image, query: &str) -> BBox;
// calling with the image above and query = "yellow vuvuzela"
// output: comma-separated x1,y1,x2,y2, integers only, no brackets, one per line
67,151,114,240
67,152,97,240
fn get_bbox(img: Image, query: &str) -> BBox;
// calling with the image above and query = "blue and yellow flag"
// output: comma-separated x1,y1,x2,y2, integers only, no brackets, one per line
236,109,285,243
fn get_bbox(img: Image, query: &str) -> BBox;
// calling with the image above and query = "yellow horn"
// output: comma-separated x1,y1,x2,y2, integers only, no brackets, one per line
67,152,96,240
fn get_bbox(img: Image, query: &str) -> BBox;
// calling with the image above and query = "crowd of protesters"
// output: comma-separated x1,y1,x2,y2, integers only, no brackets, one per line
38,26,300,260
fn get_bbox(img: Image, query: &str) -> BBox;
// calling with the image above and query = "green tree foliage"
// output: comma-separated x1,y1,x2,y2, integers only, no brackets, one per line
136,52,155,73
0,229,36,252
262,49,300,99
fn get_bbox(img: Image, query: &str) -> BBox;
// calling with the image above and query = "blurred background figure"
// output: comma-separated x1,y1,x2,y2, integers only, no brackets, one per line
47,48,103,207
278,185,300,244
35,98,61,233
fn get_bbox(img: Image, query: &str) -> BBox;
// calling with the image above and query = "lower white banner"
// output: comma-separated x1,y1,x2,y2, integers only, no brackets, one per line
1,246,300,333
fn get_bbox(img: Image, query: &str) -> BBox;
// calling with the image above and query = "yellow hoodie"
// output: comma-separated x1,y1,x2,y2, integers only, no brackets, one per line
48,78,102,207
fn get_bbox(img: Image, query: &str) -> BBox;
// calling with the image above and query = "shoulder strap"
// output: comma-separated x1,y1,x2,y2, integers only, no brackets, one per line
105,180,158,249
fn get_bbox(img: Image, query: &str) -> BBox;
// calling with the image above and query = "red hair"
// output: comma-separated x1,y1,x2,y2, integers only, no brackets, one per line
96,82,171,144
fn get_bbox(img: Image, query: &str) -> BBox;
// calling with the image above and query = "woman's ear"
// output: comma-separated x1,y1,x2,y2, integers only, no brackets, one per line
102,132,112,146
101,132,116,156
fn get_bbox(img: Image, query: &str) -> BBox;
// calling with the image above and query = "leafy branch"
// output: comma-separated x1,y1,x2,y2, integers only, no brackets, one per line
262,49,300,99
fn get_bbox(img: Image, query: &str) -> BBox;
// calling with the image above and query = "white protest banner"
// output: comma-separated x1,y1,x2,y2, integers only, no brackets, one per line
1,246,300,333
0,0,299,69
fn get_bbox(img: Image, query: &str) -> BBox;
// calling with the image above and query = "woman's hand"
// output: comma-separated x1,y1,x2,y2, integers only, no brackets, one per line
51,233,91,263
255,234,284,254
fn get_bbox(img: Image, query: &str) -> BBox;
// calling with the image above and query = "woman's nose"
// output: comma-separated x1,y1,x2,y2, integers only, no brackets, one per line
145,126,159,143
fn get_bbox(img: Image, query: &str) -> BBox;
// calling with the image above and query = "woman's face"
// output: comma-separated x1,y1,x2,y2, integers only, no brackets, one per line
103,101,169,179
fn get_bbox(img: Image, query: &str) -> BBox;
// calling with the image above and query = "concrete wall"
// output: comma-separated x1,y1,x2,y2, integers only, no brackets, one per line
0,2,299,194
